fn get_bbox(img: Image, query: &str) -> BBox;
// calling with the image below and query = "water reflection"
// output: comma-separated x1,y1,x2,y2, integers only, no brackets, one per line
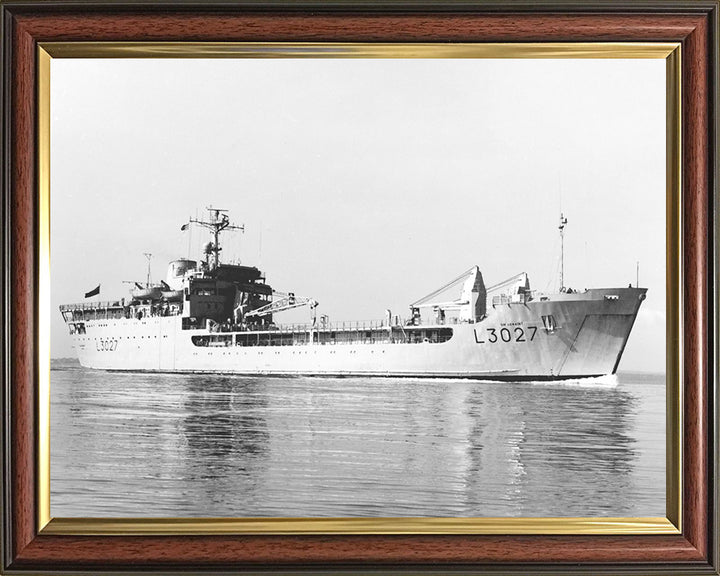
179,377,269,460
50,366,664,518
462,382,639,516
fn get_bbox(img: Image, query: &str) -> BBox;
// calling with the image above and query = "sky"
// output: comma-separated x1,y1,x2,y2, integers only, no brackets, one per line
50,57,666,371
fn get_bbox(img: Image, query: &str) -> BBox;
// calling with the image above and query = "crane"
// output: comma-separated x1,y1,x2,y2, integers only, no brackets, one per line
409,266,486,323
244,292,319,324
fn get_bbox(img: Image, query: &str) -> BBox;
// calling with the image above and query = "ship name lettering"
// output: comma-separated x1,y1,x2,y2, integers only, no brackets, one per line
474,326,538,345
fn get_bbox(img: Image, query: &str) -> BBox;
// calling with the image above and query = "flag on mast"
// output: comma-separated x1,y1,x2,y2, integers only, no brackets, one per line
84,284,100,298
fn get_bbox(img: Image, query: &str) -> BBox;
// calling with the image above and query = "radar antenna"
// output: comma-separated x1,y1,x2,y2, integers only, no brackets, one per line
558,212,568,290
183,206,244,270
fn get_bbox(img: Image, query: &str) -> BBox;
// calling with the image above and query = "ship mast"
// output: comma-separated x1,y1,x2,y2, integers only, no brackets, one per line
185,207,244,270
143,253,152,287
558,212,567,290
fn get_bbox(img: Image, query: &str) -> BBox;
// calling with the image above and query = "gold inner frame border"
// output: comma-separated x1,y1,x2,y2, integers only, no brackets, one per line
36,41,682,536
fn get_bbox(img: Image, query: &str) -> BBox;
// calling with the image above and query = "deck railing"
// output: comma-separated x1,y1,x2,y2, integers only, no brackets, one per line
59,300,124,311
234,319,404,333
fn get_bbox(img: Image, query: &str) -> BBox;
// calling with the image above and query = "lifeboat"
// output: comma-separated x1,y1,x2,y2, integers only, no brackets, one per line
161,289,183,302
131,287,162,301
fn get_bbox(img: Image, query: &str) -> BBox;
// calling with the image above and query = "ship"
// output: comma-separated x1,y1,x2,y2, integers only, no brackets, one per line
59,207,646,380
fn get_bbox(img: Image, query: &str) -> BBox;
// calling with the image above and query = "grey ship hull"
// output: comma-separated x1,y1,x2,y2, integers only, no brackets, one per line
67,287,646,380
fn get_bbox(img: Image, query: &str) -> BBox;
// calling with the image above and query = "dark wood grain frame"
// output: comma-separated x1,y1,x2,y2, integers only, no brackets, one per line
1,1,717,574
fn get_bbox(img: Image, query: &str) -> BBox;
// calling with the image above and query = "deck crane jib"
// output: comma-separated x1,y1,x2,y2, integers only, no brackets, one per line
485,272,531,307
410,266,487,325
243,292,319,326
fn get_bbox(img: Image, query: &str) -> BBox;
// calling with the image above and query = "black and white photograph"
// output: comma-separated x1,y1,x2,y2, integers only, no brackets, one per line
49,54,666,519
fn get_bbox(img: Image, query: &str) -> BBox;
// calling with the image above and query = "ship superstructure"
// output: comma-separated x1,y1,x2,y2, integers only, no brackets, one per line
60,208,646,380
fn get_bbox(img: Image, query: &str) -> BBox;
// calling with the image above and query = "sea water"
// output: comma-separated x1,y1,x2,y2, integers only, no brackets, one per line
50,362,665,518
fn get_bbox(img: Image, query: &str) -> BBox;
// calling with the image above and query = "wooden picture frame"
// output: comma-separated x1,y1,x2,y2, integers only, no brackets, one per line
1,1,717,573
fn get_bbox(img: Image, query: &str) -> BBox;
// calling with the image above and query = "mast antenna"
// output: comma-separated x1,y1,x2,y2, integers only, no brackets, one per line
143,253,152,287
184,206,244,270
558,213,568,290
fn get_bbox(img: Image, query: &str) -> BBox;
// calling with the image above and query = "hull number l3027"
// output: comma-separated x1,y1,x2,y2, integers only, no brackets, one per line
473,326,538,344
96,338,118,351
